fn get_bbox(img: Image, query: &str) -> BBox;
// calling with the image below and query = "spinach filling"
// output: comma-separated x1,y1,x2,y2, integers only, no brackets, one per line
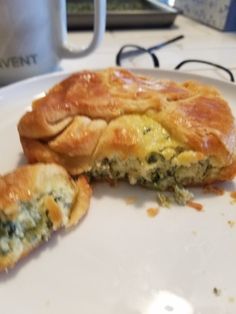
89,151,218,192
0,204,51,256
0,191,72,256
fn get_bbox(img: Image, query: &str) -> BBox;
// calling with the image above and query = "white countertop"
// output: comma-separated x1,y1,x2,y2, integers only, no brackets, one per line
61,15,236,82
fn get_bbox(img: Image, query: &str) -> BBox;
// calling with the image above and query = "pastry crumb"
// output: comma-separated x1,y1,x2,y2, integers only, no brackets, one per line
147,207,159,218
192,230,197,236
213,287,221,296
156,192,171,207
230,191,236,204
230,191,236,203
228,220,236,228
124,196,137,205
228,296,235,303
187,200,203,211
174,185,193,205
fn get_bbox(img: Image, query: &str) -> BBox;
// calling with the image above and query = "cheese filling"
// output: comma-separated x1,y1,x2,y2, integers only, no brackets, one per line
88,114,222,204
90,153,217,189
0,191,73,257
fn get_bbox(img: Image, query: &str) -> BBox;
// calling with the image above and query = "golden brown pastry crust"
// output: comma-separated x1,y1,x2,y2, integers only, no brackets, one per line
0,163,91,271
18,67,236,181
18,68,192,138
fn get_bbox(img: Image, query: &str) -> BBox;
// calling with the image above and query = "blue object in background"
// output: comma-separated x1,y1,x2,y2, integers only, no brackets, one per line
225,0,236,31
174,0,236,31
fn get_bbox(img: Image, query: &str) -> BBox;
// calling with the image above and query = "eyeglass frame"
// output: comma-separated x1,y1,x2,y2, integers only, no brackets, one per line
115,35,235,83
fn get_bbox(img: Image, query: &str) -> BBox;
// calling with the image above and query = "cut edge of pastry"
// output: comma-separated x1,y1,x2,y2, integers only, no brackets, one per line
0,163,91,272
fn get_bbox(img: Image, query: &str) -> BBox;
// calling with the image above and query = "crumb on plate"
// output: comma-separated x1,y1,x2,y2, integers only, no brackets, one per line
147,207,159,218
230,191,236,203
124,196,137,205
187,200,203,211
228,220,236,228
156,192,171,207
213,287,221,296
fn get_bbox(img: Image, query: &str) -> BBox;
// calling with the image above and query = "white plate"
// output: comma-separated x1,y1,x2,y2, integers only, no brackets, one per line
0,69,236,314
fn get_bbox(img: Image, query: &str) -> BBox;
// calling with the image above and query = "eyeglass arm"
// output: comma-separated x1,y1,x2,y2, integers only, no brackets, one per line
175,59,235,82
117,35,184,61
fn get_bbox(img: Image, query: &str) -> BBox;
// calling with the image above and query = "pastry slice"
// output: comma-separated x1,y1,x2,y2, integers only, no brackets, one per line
0,163,91,271
17,68,236,200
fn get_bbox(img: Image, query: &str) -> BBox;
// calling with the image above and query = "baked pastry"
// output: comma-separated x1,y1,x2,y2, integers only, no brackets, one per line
18,68,236,199
0,163,91,271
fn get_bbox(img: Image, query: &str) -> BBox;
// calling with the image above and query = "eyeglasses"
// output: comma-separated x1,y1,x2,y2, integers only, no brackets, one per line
116,35,235,83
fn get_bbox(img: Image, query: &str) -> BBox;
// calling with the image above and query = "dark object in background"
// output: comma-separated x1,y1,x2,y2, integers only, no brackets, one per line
67,0,178,30
116,35,184,68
